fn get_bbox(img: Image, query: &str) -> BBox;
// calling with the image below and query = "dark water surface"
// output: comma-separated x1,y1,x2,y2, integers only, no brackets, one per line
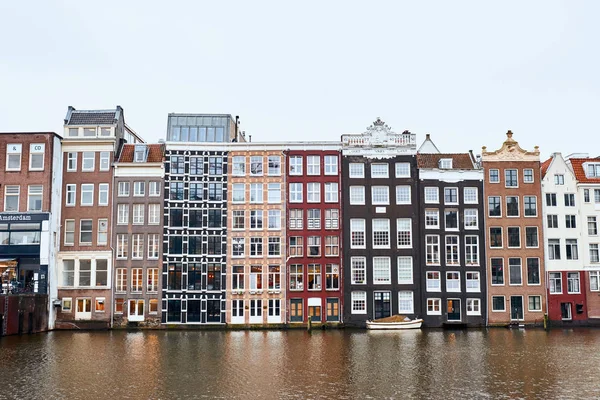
1,328,600,399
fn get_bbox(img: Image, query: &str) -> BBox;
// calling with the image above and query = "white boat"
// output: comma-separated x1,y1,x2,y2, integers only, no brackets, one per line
366,317,423,330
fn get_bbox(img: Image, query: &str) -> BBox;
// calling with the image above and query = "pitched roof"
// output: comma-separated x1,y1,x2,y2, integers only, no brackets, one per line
540,157,552,178
569,157,600,183
67,111,117,126
417,153,476,169
118,144,164,163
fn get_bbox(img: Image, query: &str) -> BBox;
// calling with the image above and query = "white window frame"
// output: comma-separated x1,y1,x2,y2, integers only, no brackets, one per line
371,163,389,178
349,163,364,178
307,155,320,175
427,298,441,315
97,219,108,245
27,185,43,212
118,181,130,197
395,162,410,178
289,156,303,175
466,271,480,292
99,151,110,171
463,187,478,204
29,143,45,171
80,184,94,206
268,156,281,176
395,185,411,205
426,271,441,292
371,186,389,205
289,183,303,203
351,291,367,314
372,218,390,249
372,257,391,284
307,182,320,203
397,256,413,284
349,186,365,205
350,219,366,249
6,144,22,171
324,155,338,175
398,291,414,314
132,204,144,225
133,181,145,197
64,219,75,245
351,257,366,284
82,151,95,172
67,152,77,172
98,183,109,206
324,182,339,203
446,271,460,292
396,218,412,249
424,187,439,204
267,183,281,204
466,298,481,316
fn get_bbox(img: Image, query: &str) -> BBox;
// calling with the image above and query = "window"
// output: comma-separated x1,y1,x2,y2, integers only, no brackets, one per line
564,193,575,207
4,186,19,212
446,272,460,292
325,155,338,175
61,260,75,286
268,210,281,229
207,236,221,255
326,264,339,290
444,188,458,204
397,257,413,284
232,183,245,203
97,183,109,206
67,152,77,171
397,218,412,248
566,239,578,260
132,204,144,225
492,296,505,312
325,209,339,229
307,236,321,256
425,209,439,229
445,210,458,230
525,227,538,248
372,219,390,248
438,159,452,169
446,236,459,265
506,196,519,217
465,236,479,265
131,234,143,259
589,217,598,235
371,186,389,205
250,156,263,176
80,184,94,206
426,235,440,265
466,272,480,292
250,266,263,290
307,264,321,290
289,209,302,230
209,183,223,201
134,145,147,163
232,156,245,176
208,157,223,175
527,258,540,285
424,187,439,203
232,210,245,230
427,298,441,315
268,156,281,175
251,210,263,230
547,215,558,228
268,237,281,256
371,164,388,178
588,163,600,178
565,215,576,229
232,238,245,257
82,151,95,171
464,209,478,229
505,169,518,187
289,156,302,175
545,193,557,207
232,266,245,290
325,236,339,256
148,234,160,259
523,169,534,183
487,196,501,217
590,271,600,291
395,163,410,178
398,291,413,314
64,220,75,245
490,227,502,248
131,268,143,292
189,157,202,175
507,227,520,248
351,257,366,284
100,151,110,171
489,169,499,183
97,219,108,245
148,204,160,225
27,185,43,211
325,183,339,203
289,236,303,257
549,272,562,294
596,189,600,203
490,258,504,285
467,299,481,316
548,239,561,260
6,144,22,171
395,186,411,205
168,264,182,290
528,296,542,312
268,183,281,203
250,183,263,203
509,258,522,285
83,127,96,137
350,219,365,248
307,155,320,175
426,271,440,292
584,189,590,203
289,265,303,290
79,220,93,245
349,163,364,178
289,183,302,203
373,257,391,284
268,266,281,290
133,181,145,196
29,143,44,170
463,187,478,204
147,268,159,293
524,196,537,216
307,183,320,203
116,234,128,259
118,182,130,197
554,174,564,185
115,269,127,293
349,186,365,205
351,291,367,314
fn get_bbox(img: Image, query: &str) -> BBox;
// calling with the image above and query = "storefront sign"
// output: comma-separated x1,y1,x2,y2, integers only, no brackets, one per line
0,213,49,223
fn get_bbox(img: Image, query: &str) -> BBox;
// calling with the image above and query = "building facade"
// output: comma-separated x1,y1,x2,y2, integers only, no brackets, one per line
112,144,164,327
482,131,546,325
341,119,420,327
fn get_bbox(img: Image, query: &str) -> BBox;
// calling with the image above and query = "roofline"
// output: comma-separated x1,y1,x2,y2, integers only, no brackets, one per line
0,131,63,139
168,113,234,118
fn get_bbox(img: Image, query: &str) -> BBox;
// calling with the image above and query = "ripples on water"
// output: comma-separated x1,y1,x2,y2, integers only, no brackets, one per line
2,329,600,399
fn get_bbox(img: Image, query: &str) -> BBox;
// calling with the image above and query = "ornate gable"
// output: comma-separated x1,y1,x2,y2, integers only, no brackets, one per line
341,118,417,158
481,130,540,162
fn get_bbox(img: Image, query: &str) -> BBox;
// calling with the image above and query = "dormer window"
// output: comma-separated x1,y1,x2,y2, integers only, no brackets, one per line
83,128,96,137
100,127,111,137
68,128,79,137
134,145,148,162
587,163,600,178
439,159,453,169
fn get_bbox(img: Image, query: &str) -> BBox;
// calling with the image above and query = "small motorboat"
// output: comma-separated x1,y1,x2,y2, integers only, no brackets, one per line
366,315,423,330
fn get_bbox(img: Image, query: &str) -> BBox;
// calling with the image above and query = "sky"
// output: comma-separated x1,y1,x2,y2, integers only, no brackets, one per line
1,1,598,159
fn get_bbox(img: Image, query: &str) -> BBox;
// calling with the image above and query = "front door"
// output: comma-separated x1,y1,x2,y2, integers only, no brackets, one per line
326,298,340,322
510,296,524,320
447,299,461,321
290,299,303,322
374,291,391,320
128,299,145,322
75,298,91,320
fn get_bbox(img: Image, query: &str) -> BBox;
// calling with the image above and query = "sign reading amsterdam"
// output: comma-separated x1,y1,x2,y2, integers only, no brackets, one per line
0,213,49,222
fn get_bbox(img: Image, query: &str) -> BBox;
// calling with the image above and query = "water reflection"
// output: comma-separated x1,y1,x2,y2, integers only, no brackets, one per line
1,329,600,399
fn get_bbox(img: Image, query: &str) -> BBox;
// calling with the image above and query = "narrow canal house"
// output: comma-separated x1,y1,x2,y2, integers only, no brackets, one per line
416,136,486,327
341,118,420,327
56,106,144,328
162,114,241,325
0,131,62,334
482,131,546,326
565,156,600,324
285,144,343,325
226,144,286,325
112,143,165,327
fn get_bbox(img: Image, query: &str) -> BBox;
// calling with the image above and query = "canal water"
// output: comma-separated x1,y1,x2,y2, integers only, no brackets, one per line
1,328,600,399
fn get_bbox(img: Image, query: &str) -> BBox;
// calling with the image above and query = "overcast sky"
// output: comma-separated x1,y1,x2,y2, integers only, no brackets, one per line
1,1,598,159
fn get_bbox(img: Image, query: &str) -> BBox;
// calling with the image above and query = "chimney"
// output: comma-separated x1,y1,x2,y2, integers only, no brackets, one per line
426,133,431,140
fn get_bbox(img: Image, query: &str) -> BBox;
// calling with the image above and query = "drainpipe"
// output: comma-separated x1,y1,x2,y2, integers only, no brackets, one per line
110,164,116,329
282,150,288,325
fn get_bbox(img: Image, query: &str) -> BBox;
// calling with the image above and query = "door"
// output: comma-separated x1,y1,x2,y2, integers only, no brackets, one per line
290,299,303,322
561,303,572,320
510,296,524,320
75,298,92,320
447,299,461,321
128,300,145,322
206,300,221,323
231,300,244,324
374,291,391,320
326,298,340,322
